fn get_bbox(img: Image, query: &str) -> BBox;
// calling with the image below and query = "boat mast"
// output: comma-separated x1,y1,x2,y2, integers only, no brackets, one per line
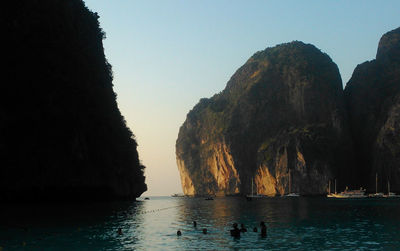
376,173,378,194
289,169,291,194
388,180,390,195
251,178,254,196
335,179,337,194
328,180,331,194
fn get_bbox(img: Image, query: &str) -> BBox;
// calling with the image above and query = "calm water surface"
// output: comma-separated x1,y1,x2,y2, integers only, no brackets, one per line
1,197,400,250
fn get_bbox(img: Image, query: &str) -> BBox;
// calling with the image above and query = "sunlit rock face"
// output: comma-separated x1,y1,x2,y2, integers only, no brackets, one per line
176,139,240,195
176,42,355,196
344,27,400,192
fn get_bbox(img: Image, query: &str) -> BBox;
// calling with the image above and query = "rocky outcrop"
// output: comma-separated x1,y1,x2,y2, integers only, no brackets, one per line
1,0,146,201
177,140,240,195
344,27,400,192
176,42,355,196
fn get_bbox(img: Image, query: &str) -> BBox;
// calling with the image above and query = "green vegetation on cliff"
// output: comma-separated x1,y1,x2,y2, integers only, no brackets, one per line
1,0,146,201
177,42,355,196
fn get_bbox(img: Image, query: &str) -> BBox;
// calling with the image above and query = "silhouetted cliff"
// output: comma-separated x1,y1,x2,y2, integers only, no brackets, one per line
176,42,356,196
2,0,146,201
344,27,400,192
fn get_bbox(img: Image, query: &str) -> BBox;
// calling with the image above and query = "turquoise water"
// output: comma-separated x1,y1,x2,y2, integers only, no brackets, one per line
1,197,400,250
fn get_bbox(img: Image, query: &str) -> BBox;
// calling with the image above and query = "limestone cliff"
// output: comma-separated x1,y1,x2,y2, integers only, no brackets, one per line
344,27,400,192
176,42,355,196
1,0,146,201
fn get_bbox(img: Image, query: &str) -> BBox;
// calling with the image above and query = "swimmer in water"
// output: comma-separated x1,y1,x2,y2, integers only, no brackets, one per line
177,230,182,236
230,223,240,238
202,228,207,234
260,221,267,237
240,223,247,233
117,228,122,235
193,221,197,227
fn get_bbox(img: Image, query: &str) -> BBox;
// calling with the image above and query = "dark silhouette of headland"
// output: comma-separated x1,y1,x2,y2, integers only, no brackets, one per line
2,0,146,202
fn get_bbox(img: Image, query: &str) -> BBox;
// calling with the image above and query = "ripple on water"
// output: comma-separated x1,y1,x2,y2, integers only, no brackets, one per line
1,197,400,250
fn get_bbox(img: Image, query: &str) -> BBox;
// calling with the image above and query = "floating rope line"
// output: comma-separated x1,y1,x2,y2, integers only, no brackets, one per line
136,204,185,215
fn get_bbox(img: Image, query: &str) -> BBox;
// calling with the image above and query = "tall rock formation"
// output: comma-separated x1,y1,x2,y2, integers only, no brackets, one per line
1,0,146,201
176,42,355,196
344,27,400,192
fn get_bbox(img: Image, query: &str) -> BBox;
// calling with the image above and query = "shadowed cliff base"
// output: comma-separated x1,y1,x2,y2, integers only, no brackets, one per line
176,41,357,196
2,0,146,201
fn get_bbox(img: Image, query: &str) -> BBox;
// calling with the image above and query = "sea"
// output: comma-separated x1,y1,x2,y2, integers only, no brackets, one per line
1,196,400,250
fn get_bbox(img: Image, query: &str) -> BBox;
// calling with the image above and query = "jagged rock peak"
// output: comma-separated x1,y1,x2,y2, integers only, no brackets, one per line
376,27,400,62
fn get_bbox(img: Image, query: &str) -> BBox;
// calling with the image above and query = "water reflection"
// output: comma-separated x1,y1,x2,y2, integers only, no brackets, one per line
0,201,142,250
170,197,312,249
1,197,400,250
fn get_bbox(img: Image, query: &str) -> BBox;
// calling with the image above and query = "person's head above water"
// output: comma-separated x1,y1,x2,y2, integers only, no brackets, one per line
230,223,241,237
193,221,197,227
202,228,207,234
177,230,182,236
117,228,122,235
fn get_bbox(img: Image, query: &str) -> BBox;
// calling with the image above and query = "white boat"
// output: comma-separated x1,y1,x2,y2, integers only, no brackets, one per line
384,192,400,198
328,186,367,198
383,181,400,198
246,179,263,200
369,192,384,198
327,179,367,198
284,169,299,197
171,193,185,197
369,173,384,198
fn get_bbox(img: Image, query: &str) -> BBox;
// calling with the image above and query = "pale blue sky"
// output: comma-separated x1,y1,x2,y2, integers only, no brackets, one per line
83,0,399,196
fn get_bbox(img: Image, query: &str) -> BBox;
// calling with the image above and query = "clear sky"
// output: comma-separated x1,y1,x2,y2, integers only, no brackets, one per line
83,0,399,196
